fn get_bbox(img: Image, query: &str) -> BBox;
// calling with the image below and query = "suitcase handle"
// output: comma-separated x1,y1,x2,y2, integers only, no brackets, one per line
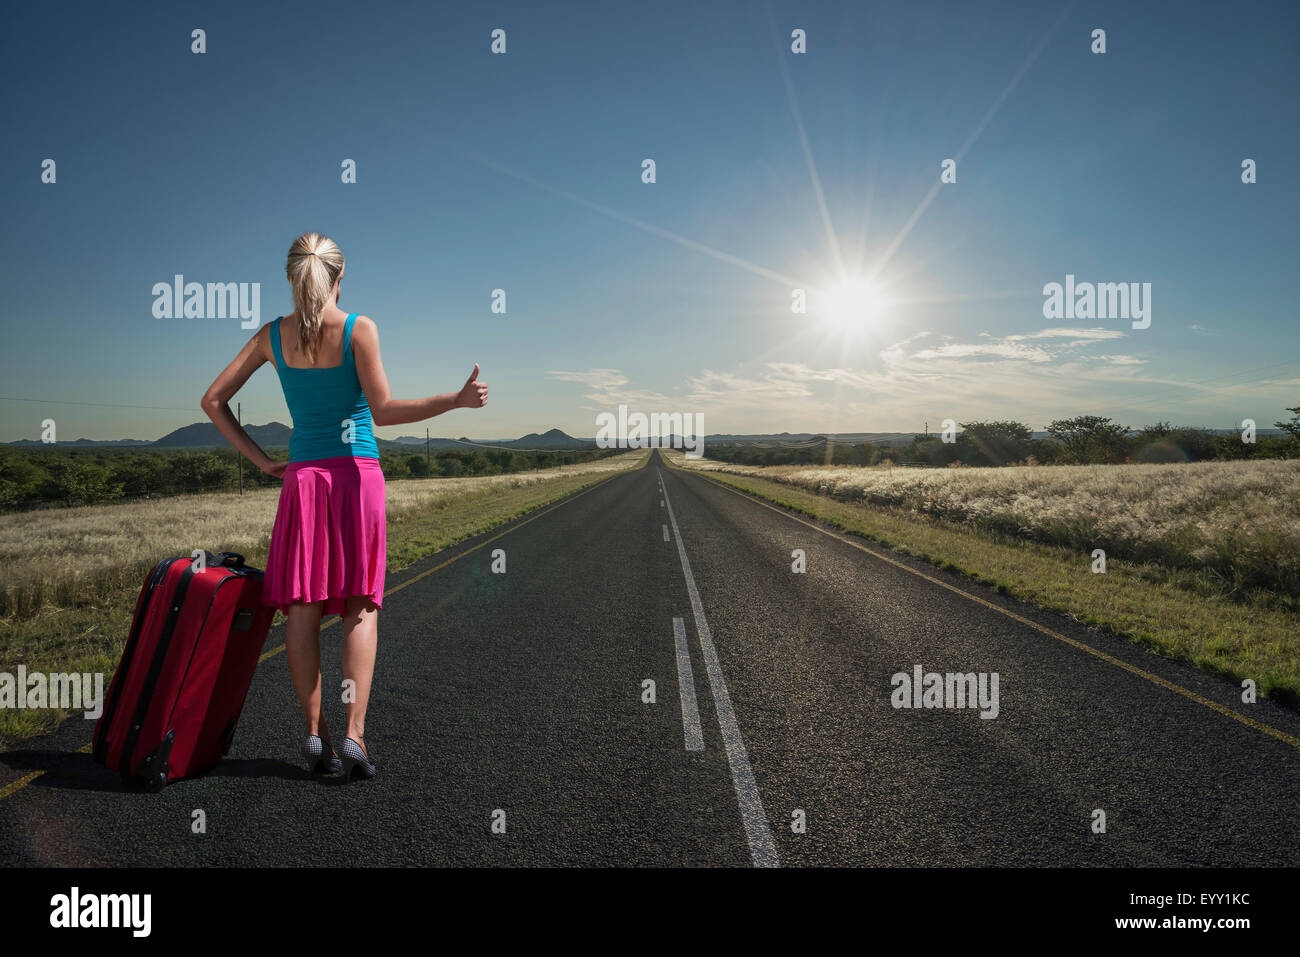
194,551,247,571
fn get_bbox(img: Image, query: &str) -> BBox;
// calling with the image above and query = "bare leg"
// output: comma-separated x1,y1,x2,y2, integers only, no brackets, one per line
341,595,379,753
285,601,331,740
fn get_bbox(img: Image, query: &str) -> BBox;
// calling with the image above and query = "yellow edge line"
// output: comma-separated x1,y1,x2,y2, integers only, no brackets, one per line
680,465,1300,751
0,743,92,801
0,771,44,801
0,468,631,803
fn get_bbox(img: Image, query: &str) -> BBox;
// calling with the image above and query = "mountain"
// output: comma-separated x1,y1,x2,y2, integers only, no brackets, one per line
511,429,590,448
389,428,592,449
389,435,480,449
152,421,294,448
10,422,593,450
4,437,154,447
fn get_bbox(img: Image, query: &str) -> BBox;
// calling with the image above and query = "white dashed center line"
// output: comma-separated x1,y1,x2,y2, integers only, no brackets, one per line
658,468,779,868
673,617,705,752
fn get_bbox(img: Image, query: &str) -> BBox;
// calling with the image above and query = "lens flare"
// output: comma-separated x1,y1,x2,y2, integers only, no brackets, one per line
821,279,888,331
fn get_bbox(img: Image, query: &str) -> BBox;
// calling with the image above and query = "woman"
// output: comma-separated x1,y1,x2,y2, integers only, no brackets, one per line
201,232,488,781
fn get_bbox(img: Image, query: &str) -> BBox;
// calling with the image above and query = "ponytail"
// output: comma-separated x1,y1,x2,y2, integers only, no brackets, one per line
284,232,345,365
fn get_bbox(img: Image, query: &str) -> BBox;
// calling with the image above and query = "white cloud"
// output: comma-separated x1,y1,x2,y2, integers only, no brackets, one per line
547,368,629,389
763,362,877,389
670,326,1187,431
548,368,671,408
550,336,1264,435
911,341,1053,362
1006,327,1126,341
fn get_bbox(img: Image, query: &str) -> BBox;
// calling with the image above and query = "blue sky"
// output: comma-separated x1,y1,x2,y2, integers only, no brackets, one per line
2,0,1297,442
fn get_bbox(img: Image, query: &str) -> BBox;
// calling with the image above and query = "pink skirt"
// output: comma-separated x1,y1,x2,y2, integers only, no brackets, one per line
263,456,387,616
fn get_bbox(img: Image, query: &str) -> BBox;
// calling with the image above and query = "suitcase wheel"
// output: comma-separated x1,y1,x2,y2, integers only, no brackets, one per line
137,730,175,792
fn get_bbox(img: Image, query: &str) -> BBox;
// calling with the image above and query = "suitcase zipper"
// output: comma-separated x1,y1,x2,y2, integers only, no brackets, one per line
93,557,180,765
118,562,198,777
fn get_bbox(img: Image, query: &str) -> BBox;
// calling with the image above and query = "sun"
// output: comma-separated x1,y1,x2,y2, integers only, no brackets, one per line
821,278,888,332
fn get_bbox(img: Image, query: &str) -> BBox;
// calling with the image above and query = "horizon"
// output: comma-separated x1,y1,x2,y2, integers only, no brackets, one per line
5,419,1289,448
3,0,1297,443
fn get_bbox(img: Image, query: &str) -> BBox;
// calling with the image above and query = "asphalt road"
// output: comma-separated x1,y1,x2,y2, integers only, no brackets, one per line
2,449,1297,866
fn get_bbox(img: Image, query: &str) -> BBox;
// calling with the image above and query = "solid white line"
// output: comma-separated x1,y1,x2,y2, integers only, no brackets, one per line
657,468,780,868
673,618,705,752
662,524,670,541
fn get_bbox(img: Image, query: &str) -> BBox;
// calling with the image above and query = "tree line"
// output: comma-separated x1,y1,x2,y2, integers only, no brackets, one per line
709,407,1300,469
0,445,619,510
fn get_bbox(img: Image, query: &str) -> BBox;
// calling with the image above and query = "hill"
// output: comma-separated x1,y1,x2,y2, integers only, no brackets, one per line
152,421,294,448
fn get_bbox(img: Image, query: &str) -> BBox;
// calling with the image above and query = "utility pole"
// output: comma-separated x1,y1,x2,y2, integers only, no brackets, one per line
238,402,243,494
426,427,430,473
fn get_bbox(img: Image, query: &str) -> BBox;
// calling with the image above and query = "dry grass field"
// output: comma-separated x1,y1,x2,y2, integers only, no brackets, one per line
676,457,1300,602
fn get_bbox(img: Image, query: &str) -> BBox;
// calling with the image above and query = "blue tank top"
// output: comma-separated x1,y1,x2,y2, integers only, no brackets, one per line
270,313,379,463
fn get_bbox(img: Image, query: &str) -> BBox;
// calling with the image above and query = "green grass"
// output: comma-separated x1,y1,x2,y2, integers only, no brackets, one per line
669,459,1300,707
0,462,638,750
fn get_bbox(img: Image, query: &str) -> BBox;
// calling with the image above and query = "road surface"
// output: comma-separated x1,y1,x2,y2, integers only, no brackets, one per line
1,449,1297,866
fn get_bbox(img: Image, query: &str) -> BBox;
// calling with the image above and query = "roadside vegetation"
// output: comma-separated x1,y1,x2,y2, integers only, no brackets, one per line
0,443,622,511
705,410,1300,468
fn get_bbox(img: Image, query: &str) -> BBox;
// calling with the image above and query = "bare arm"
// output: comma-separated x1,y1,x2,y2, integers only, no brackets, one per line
200,325,281,475
351,315,488,427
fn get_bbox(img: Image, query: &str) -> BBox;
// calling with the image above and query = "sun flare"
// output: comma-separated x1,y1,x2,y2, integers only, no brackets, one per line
821,278,888,331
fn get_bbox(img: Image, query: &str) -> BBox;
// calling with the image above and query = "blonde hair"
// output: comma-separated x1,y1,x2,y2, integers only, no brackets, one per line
284,232,345,365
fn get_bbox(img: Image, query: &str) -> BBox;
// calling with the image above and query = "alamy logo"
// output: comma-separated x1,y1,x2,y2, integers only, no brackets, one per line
890,665,999,719
49,887,151,937
1042,274,1150,329
152,274,261,329
595,405,705,458
0,667,104,719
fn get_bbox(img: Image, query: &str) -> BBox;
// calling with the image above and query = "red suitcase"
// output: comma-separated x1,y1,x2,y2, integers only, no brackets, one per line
92,550,274,790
